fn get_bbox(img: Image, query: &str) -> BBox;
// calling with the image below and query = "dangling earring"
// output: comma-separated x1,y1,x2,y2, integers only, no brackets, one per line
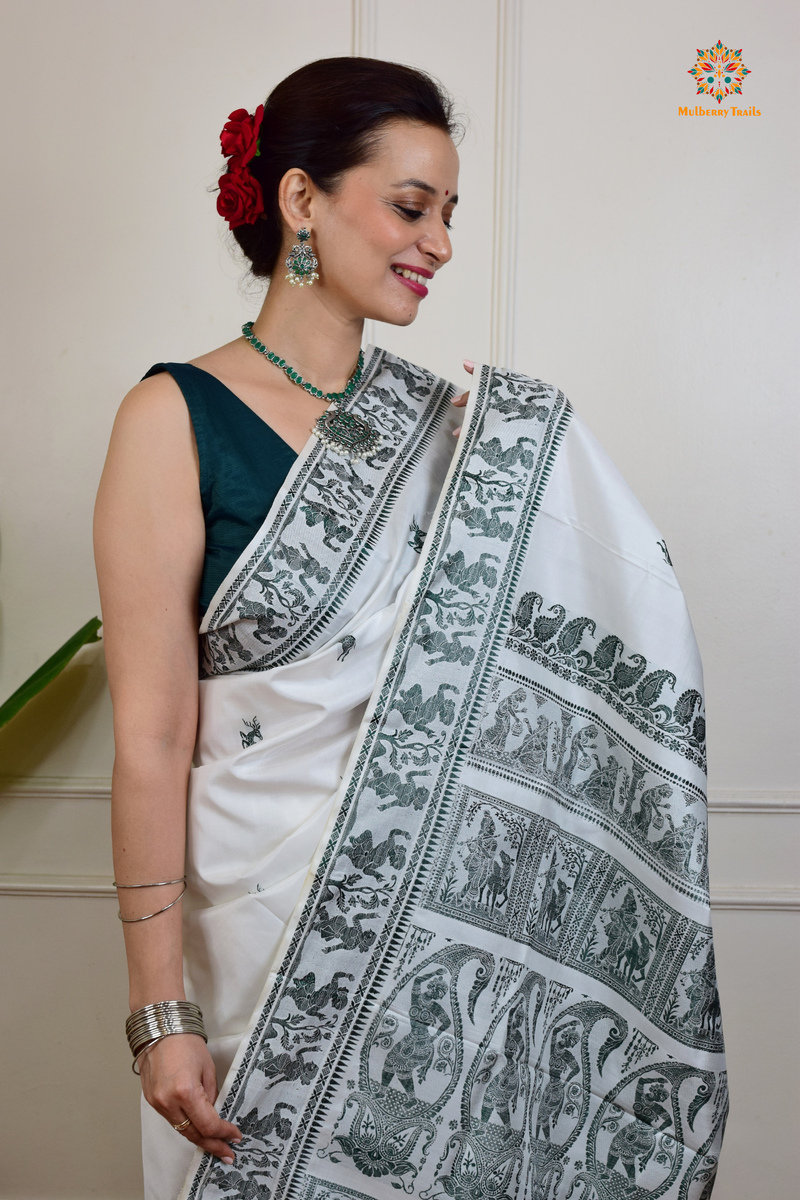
285,227,319,287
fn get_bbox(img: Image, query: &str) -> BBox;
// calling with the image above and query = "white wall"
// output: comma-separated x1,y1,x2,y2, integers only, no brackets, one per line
0,1,797,1196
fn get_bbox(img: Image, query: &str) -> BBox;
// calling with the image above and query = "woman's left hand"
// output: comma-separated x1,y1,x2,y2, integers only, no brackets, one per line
451,359,474,436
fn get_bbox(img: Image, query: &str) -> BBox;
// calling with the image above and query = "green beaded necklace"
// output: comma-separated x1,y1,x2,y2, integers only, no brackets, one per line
242,321,364,402
241,321,385,462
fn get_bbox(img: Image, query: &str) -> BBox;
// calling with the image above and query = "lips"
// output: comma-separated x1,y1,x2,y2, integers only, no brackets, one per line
391,262,431,298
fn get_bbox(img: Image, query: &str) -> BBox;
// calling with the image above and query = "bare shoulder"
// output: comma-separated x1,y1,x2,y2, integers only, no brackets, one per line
113,370,191,438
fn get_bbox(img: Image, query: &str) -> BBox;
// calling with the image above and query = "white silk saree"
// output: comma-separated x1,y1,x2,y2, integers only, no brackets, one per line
143,350,727,1200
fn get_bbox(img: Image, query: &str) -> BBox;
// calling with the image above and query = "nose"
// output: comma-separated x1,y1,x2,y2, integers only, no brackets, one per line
417,216,453,268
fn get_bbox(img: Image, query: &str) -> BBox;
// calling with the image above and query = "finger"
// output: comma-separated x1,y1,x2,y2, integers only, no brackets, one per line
183,1094,242,1147
451,390,469,408
463,359,475,374
452,425,463,438
180,1122,238,1164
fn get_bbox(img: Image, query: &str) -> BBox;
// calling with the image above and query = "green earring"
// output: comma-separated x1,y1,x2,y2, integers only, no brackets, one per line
285,227,319,287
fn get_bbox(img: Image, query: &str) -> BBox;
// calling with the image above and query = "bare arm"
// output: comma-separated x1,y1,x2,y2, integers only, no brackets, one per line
94,373,240,1161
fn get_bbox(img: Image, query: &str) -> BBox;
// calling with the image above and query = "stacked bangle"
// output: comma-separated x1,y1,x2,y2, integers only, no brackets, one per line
126,1000,207,1074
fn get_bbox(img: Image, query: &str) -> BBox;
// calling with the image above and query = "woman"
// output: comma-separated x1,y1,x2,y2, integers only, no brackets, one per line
95,58,727,1200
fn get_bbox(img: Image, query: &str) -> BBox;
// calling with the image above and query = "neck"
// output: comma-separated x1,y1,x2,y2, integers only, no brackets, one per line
249,275,365,394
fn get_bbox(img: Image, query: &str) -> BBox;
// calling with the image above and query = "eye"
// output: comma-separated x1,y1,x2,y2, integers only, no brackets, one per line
394,205,423,221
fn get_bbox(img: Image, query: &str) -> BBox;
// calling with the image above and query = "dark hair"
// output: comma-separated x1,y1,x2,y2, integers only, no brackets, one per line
228,57,460,277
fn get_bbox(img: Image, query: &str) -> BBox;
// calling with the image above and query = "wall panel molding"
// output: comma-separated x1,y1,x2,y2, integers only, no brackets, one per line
351,0,378,351
0,874,115,898
710,888,800,911
3,780,797,813
0,775,112,800
351,0,378,57
707,789,799,814
489,0,523,369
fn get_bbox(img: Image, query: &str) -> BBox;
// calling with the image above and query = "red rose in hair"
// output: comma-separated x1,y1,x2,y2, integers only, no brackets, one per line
219,105,264,168
216,168,264,228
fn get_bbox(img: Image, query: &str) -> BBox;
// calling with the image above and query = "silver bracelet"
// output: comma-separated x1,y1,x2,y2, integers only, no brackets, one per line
117,880,187,923
126,999,207,1074
113,876,186,888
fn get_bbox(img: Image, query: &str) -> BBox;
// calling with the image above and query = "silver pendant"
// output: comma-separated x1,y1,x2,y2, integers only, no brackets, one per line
312,404,385,462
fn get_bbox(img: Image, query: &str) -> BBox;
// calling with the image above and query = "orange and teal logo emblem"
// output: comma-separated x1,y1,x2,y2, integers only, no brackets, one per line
688,40,751,105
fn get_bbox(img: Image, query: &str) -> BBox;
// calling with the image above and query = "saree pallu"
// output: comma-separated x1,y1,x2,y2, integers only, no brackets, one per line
153,350,726,1200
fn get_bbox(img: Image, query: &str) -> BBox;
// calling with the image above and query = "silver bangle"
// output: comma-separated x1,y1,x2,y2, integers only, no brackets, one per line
126,1000,207,1074
117,880,187,923
113,876,186,888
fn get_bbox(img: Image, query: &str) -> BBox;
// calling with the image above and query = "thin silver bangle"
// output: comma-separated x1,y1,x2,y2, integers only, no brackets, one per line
117,880,187,923
113,876,186,888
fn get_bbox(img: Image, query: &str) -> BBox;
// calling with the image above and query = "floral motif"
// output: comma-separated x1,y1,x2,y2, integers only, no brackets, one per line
688,41,751,106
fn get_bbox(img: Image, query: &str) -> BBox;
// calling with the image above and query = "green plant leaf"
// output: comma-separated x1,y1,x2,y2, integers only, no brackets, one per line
0,617,102,730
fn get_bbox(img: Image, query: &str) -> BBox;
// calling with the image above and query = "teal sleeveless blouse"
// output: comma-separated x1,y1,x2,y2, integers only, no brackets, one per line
143,363,298,616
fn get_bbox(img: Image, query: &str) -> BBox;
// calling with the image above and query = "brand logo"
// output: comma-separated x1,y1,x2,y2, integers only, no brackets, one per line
688,40,750,105
680,40,758,117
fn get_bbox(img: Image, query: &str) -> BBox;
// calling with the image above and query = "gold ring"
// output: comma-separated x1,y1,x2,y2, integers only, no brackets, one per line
172,1117,192,1132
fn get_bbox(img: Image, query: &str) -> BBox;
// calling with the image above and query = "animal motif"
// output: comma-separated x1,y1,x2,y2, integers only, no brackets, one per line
238,599,289,644
215,625,253,666
312,907,378,954
414,623,476,666
483,850,514,911
370,765,431,812
390,682,458,731
381,357,436,400
259,1043,318,1086
540,878,570,937
337,635,356,661
237,1100,296,1144
240,716,263,749
439,550,500,596
323,458,375,498
300,498,353,549
621,932,653,985
454,499,515,542
285,970,353,1017
272,540,331,595
340,827,410,878
489,379,551,423
473,435,538,470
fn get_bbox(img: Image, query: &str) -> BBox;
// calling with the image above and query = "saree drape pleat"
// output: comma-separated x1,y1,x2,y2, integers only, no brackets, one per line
159,352,726,1200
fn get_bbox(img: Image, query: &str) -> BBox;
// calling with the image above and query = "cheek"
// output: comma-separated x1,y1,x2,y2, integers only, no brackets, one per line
327,205,409,263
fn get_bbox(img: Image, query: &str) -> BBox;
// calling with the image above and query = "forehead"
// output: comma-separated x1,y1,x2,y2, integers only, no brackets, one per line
360,120,459,188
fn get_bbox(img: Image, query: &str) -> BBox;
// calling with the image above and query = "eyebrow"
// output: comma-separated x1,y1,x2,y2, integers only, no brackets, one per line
392,178,459,204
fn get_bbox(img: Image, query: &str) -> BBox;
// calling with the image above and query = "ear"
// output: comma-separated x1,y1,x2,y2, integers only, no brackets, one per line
277,167,316,233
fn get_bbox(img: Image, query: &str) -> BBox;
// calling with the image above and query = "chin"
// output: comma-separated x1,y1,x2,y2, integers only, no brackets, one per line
362,298,421,328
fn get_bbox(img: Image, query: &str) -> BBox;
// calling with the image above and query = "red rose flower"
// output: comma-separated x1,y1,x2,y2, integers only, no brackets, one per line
219,104,264,168
216,168,264,229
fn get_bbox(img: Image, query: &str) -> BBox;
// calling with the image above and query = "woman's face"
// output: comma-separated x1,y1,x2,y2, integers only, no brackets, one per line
302,119,459,326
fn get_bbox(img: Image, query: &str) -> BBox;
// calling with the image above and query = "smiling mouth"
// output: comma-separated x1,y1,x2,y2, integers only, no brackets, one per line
390,263,431,298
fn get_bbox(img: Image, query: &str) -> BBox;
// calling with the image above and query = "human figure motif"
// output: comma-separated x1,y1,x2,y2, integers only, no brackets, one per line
481,1000,526,1126
607,1076,672,1181
381,969,451,1101
535,855,558,936
575,754,620,812
653,813,699,876
458,813,499,906
477,688,527,754
541,879,570,939
512,714,550,773
534,1020,581,1140
681,948,721,1037
598,888,639,971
